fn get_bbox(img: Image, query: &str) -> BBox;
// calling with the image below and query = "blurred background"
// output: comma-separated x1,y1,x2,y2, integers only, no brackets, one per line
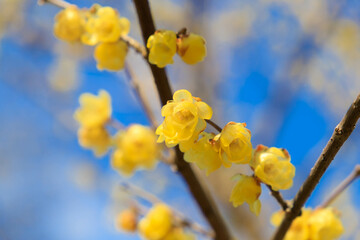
1,0,360,239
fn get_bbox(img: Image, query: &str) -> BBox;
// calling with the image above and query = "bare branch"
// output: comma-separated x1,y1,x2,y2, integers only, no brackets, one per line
265,185,289,211
321,164,360,208
272,93,360,240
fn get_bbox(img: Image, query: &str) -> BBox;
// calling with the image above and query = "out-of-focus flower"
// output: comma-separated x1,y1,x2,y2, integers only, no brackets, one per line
54,6,85,42
229,174,261,216
183,132,222,175
163,228,196,240
74,90,112,128
138,203,173,240
78,126,111,157
111,124,159,176
251,145,295,191
271,207,344,240
115,208,138,232
177,33,207,65
214,122,252,167
94,41,128,71
156,89,212,148
147,30,177,68
82,6,130,45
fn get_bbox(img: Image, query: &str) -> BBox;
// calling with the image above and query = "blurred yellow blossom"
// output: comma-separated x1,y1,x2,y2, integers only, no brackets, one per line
163,228,196,240
78,126,111,157
271,207,343,240
230,174,261,216
308,208,344,240
251,145,295,191
147,30,177,68
183,132,222,175
94,41,128,71
138,203,173,240
54,6,85,42
214,122,252,167
82,6,130,45
177,33,207,65
115,208,138,232
74,90,112,128
111,124,159,176
156,89,212,148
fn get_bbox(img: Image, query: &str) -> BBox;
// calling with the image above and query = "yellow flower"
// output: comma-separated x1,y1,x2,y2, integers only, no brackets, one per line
82,6,130,45
163,228,196,240
74,90,112,128
78,126,111,157
308,208,344,240
251,145,295,191
54,6,85,42
94,41,128,71
177,33,207,65
111,124,159,175
214,122,252,167
183,132,222,175
271,208,343,240
138,204,173,240
147,30,177,68
115,208,138,232
230,174,261,216
156,89,212,148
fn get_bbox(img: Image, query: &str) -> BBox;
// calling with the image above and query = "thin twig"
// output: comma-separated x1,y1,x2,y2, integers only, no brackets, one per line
272,93,360,240
119,182,214,238
266,185,289,211
320,164,360,208
108,119,124,130
123,63,158,127
132,0,231,239
39,0,147,57
206,119,222,132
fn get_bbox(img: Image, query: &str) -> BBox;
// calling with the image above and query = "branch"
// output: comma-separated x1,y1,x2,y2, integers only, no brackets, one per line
266,185,289,211
38,0,72,8
132,0,231,239
206,119,222,132
320,164,360,208
119,182,215,238
272,93,360,240
123,63,158,127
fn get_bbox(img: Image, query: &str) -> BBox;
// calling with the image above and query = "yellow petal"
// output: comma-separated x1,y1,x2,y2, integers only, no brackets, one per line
195,101,213,120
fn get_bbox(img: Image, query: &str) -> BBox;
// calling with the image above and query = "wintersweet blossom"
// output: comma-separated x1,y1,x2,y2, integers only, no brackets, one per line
230,174,261,216
138,204,173,240
214,122,252,167
74,90,112,128
251,145,295,191
177,33,207,65
156,89,212,148
147,30,177,68
94,41,128,71
115,208,138,232
271,207,344,240
183,132,222,175
111,124,159,175
77,126,111,157
163,228,196,240
54,6,85,42
82,6,130,45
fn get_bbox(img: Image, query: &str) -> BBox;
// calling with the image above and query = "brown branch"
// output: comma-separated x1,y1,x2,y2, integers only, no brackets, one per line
320,164,360,208
132,0,231,239
272,93,360,240
265,185,289,211
206,119,222,132
38,0,72,8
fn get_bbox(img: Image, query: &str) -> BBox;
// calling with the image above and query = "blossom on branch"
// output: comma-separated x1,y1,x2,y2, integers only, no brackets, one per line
54,6,85,42
177,33,207,65
94,41,128,71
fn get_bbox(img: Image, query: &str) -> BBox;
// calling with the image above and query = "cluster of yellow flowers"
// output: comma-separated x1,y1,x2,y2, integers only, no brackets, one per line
74,90,159,175
156,89,296,216
147,30,207,68
271,207,344,240
116,204,196,240
54,4,130,71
